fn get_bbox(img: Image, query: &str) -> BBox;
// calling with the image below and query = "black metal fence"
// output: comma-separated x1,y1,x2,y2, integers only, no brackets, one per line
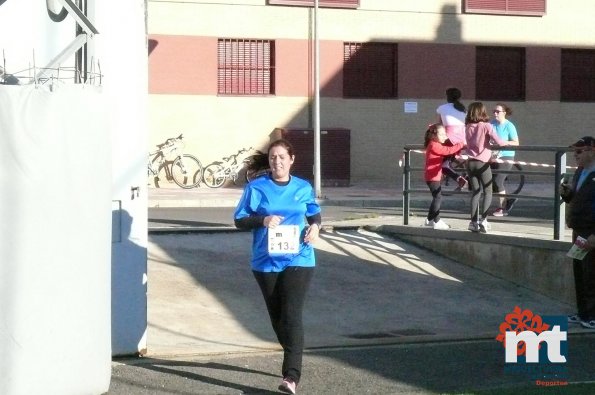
401,145,572,240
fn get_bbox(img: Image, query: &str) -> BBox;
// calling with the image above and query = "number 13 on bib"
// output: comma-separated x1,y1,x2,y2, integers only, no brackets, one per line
268,225,300,254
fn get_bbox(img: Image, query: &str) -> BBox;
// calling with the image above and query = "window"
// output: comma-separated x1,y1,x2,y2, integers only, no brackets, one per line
343,42,398,98
464,0,546,16
268,0,358,8
476,46,525,101
217,39,275,95
561,49,595,102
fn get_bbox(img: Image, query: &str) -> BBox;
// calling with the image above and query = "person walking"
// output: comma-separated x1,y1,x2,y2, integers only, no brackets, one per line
423,123,465,229
234,138,321,394
490,103,520,217
560,136,595,329
464,102,509,233
436,87,468,189
437,87,466,144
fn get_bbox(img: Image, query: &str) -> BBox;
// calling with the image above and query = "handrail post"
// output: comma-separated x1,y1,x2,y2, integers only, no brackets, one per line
553,150,566,241
403,148,411,225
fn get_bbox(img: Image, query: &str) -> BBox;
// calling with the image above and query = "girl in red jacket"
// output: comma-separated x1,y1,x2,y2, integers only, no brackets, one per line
423,123,466,229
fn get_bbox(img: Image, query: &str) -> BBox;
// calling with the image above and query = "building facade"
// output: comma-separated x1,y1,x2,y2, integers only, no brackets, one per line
148,0,595,185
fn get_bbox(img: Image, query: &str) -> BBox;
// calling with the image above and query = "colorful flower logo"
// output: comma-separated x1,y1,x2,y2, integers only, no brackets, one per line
496,306,550,356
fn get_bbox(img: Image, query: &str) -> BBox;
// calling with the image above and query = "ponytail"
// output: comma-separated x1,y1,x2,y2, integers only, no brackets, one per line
446,87,465,113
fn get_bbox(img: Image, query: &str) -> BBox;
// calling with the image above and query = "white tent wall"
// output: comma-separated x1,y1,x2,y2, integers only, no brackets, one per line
94,0,149,357
0,85,111,394
0,0,149,393
0,0,74,75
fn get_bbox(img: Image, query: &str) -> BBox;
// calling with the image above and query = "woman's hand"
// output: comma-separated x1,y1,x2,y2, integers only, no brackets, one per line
263,215,284,228
304,223,320,244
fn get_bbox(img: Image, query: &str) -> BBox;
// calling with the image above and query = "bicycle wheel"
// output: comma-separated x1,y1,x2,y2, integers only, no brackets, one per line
245,167,270,183
441,157,466,191
203,163,226,188
171,154,203,189
505,163,525,195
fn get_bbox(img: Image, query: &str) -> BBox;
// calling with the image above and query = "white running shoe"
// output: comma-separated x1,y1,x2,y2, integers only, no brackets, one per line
433,219,450,230
423,218,434,227
481,218,491,231
468,221,480,232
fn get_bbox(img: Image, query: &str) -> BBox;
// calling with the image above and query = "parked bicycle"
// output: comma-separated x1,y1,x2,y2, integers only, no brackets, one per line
148,134,203,189
203,147,268,188
443,156,525,195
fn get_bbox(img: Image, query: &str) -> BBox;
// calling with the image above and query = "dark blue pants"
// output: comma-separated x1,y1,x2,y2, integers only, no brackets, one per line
253,266,314,383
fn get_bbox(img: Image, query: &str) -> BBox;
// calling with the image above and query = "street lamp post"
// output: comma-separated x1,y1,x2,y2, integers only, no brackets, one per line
313,0,321,198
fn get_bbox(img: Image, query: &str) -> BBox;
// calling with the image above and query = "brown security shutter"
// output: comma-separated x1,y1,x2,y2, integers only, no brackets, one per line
343,42,397,98
476,46,525,101
561,49,595,102
218,39,275,95
465,0,546,16
268,0,359,9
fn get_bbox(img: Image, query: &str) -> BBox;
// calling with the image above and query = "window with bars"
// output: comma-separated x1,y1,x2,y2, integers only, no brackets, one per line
464,0,546,16
561,49,595,102
267,0,358,8
476,46,525,101
217,39,275,95
343,42,398,98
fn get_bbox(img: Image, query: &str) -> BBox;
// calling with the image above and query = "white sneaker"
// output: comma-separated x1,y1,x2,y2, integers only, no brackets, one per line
423,218,434,227
480,218,491,231
468,221,480,232
433,219,450,230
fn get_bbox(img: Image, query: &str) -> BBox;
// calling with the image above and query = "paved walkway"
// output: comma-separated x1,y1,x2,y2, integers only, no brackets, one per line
106,183,591,394
148,182,570,241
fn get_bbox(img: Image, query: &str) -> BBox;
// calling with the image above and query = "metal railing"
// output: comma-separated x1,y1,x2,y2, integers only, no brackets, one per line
401,145,573,240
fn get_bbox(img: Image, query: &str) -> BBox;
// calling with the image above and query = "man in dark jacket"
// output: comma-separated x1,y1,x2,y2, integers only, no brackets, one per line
560,136,595,329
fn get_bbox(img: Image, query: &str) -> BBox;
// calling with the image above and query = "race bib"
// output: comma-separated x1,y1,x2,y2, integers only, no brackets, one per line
268,225,300,254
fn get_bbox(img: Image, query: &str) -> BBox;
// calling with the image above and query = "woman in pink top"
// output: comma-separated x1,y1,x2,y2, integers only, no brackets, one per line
464,102,509,233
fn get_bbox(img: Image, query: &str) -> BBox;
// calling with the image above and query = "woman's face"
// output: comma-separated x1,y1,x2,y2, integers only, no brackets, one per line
493,105,507,123
268,145,294,181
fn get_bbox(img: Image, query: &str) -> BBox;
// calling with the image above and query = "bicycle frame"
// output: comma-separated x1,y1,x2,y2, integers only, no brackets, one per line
148,134,203,189
148,143,181,177
203,147,263,188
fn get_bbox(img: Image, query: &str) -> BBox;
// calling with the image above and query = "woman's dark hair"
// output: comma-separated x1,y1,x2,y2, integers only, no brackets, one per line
495,103,513,116
446,87,465,113
465,102,490,124
268,138,295,157
424,123,441,148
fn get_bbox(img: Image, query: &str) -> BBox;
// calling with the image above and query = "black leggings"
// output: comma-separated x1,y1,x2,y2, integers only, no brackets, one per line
466,159,493,222
491,156,514,193
253,266,314,383
426,181,442,222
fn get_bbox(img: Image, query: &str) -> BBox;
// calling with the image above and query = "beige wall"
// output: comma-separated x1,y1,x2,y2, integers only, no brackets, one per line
149,1,595,46
147,1,595,186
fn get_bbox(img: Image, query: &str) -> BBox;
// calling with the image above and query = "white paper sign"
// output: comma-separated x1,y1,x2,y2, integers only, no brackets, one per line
567,236,589,260
404,102,418,113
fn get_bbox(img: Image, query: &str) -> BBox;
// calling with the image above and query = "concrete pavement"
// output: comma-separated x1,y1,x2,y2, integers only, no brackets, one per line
107,183,592,394
147,181,569,241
